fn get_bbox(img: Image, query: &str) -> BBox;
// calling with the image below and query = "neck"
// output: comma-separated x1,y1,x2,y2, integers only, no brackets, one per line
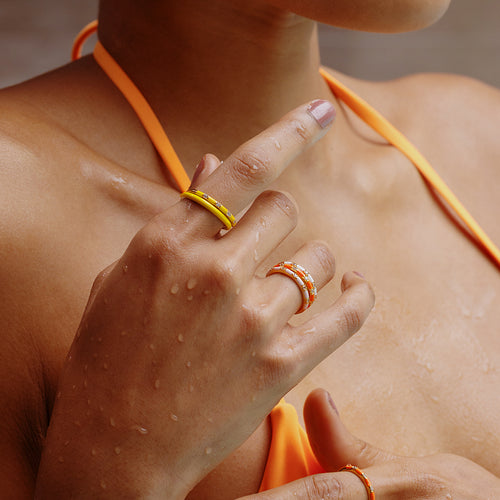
98,0,335,174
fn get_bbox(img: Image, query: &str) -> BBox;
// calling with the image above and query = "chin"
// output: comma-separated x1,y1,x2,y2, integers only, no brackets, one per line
267,0,452,33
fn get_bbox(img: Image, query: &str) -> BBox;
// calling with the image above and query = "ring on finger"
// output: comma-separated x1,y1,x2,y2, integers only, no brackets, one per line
180,189,236,230
266,261,317,314
339,464,375,500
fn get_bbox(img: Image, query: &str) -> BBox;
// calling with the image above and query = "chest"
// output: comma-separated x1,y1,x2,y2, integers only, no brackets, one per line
34,144,500,475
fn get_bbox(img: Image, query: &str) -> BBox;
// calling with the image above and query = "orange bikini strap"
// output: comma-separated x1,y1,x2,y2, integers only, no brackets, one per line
72,21,191,192
72,23,500,268
92,42,191,192
320,68,500,268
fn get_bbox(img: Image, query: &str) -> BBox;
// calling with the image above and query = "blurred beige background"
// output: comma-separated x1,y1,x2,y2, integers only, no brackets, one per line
1,0,499,88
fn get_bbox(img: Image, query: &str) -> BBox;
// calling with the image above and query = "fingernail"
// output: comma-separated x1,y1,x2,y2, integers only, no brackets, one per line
307,99,336,129
190,157,206,186
353,271,365,279
327,391,339,415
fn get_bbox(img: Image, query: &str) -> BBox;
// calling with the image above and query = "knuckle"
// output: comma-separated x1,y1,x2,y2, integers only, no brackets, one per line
240,303,272,335
305,474,342,500
308,240,336,281
282,116,313,145
339,303,364,334
257,190,298,225
231,148,273,187
131,221,185,265
207,259,241,293
259,353,288,387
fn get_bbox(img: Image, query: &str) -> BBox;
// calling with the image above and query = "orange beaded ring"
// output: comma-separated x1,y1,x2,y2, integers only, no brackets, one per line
266,261,317,314
339,464,375,500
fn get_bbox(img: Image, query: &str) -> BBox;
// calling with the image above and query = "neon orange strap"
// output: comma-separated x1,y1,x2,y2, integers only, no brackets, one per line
320,68,500,268
72,23,500,268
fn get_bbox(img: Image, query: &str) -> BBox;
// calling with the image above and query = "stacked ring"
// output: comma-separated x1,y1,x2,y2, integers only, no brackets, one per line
266,261,317,314
339,464,375,500
180,189,236,230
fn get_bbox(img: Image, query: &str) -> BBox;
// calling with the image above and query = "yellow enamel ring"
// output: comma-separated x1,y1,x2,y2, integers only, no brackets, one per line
180,189,236,230
266,261,317,314
340,465,375,500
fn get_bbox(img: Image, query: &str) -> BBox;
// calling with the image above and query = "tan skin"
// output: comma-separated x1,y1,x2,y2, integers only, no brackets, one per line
1,0,499,497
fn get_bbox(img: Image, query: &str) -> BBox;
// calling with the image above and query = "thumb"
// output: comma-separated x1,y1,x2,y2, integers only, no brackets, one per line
190,153,223,187
304,388,395,471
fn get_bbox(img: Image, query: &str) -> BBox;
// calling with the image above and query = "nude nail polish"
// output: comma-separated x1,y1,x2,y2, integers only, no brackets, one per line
307,99,336,129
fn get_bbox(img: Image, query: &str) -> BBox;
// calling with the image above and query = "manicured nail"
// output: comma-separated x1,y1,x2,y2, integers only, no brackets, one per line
190,157,206,186
353,271,365,279
327,392,339,415
307,99,336,129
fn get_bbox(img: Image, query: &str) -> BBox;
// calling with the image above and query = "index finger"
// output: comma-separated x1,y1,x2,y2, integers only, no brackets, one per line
176,99,335,236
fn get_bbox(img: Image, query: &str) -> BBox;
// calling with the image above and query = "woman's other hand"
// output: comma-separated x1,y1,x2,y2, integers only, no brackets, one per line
244,388,500,499
35,101,375,499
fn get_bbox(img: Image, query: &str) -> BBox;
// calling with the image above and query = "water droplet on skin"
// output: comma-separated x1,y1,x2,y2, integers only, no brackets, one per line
203,289,210,295
177,334,185,343
186,361,192,368
251,351,256,357
120,330,128,337
149,344,155,351
189,385,194,393
84,364,88,372
205,447,212,455
72,385,77,390
251,394,257,402
110,417,116,427
303,327,316,335
91,448,97,456
170,413,179,422
296,123,306,135
154,379,161,390
187,278,197,290
207,416,214,423
114,447,121,455
87,399,91,407
254,249,259,261
57,391,61,399
273,139,282,150
64,441,70,447
136,427,149,435
103,363,109,370
187,295,193,301
122,264,129,274
251,165,259,171
84,379,88,388
170,283,180,295
235,288,241,296
100,480,107,490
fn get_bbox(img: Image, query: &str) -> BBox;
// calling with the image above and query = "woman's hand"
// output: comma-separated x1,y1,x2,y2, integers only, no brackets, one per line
245,389,500,499
35,100,375,499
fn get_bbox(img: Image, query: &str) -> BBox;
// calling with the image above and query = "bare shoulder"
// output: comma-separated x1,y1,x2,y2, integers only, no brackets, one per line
328,70,500,243
0,89,71,498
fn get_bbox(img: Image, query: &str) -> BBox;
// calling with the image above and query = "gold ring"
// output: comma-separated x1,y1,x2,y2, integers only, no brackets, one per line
180,189,236,230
